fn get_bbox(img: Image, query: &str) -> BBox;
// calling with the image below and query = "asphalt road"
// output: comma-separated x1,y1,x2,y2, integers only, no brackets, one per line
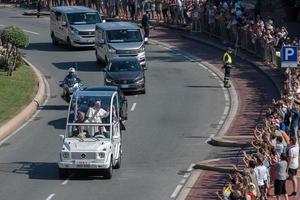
0,8,226,200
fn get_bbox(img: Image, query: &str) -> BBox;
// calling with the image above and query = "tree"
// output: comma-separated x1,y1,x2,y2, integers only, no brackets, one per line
0,26,29,76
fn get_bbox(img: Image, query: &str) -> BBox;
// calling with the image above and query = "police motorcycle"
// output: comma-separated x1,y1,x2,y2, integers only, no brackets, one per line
59,67,84,103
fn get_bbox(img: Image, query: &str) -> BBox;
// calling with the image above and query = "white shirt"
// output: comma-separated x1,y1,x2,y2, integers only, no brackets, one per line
255,165,268,186
275,142,284,158
86,107,109,123
289,144,299,169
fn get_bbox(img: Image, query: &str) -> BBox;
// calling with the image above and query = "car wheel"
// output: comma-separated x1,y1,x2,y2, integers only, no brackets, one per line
58,168,68,179
103,157,113,179
113,148,122,169
51,33,58,46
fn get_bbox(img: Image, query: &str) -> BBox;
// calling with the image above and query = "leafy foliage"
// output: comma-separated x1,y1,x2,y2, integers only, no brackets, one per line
1,26,29,48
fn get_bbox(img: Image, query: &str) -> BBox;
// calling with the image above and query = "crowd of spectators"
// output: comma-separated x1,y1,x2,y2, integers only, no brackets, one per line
215,70,300,200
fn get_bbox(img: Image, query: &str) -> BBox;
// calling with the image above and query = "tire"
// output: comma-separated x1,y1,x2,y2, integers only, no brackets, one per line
51,33,58,46
103,157,113,179
114,148,122,169
58,168,68,179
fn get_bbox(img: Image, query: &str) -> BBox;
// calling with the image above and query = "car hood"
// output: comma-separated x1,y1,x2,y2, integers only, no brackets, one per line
70,24,95,32
63,138,111,152
108,42,143,50
107,71,143,80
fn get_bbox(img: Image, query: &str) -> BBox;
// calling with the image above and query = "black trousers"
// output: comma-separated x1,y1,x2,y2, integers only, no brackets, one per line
144,27,150,38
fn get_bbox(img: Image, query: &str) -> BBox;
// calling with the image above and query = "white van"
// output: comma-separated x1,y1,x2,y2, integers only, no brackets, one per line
95,22,146,68
50,6,104,48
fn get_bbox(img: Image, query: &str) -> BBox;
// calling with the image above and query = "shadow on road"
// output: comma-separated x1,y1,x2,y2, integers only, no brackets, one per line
48,117,67,130
25,42,94,52
39,105,68,110
52,61,105,72
185,85,222,89
0,162,111,180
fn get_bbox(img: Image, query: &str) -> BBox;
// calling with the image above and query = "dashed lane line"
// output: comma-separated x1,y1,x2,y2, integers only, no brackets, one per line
45,193,55,200
61,173,74,185
130,103,137,111
23,29,40,35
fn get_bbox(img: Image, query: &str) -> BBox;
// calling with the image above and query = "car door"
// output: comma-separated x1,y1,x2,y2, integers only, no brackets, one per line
95,27,105,61
111,95,121,163
54,11,64,41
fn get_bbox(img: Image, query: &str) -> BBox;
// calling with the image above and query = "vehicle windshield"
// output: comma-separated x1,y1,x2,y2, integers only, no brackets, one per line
68,94,119,124
108,60,141,72
107,29,142,43
67,12,101,25
66,124,111,139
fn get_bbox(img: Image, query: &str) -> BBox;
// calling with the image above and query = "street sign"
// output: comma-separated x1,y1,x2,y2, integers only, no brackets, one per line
281,46,298,68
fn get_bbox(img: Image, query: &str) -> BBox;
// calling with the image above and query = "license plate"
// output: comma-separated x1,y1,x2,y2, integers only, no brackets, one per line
75,160,90,167
121,84,129,88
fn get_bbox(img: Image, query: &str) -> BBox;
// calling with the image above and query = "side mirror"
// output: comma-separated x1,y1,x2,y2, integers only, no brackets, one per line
59,134,65,141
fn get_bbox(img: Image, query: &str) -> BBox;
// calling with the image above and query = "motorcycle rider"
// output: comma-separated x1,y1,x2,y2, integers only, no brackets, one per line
60,67,82,101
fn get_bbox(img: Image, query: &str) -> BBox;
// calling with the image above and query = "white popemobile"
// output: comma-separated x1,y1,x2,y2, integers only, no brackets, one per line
58,90,122,179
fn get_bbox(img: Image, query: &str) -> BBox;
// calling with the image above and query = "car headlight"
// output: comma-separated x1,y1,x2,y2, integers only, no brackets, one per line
70,27,79,35
136,77,144,84
97,152,106,159
61,152,70,160
108,47,116,54
138,45,145,53
105,77,113,83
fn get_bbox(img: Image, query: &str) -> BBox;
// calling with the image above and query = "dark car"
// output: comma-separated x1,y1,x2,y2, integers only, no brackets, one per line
84,86,128,120
104,57,146,94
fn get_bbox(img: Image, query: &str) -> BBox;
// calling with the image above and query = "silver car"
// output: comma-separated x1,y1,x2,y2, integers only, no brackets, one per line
95,22,146,68
50,6,104,48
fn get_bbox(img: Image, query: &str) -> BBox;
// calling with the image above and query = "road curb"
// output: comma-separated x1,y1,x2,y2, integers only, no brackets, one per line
193,158,237,173
23,11,50,16
209,136,251,147
0,57,46,142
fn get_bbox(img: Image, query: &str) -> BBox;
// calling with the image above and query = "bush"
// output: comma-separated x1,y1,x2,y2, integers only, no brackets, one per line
0,26,29,76
1,26,29,48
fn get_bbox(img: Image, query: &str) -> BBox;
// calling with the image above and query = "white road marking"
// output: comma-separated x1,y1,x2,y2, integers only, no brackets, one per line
130,103,136,111
180,179,186,184
23,29,40,35
61,173,74,185
218,120,224,125
170,185,183,199
224,93,229,102
223,106,229,115
183,173,190,178
205,134,214,144
187,163,195,172
46,193,55,200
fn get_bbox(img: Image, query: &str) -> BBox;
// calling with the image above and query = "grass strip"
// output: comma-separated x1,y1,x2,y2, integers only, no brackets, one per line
0,64,37,126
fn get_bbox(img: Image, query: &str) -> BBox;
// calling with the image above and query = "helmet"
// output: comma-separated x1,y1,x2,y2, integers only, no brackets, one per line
68,67,75,74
